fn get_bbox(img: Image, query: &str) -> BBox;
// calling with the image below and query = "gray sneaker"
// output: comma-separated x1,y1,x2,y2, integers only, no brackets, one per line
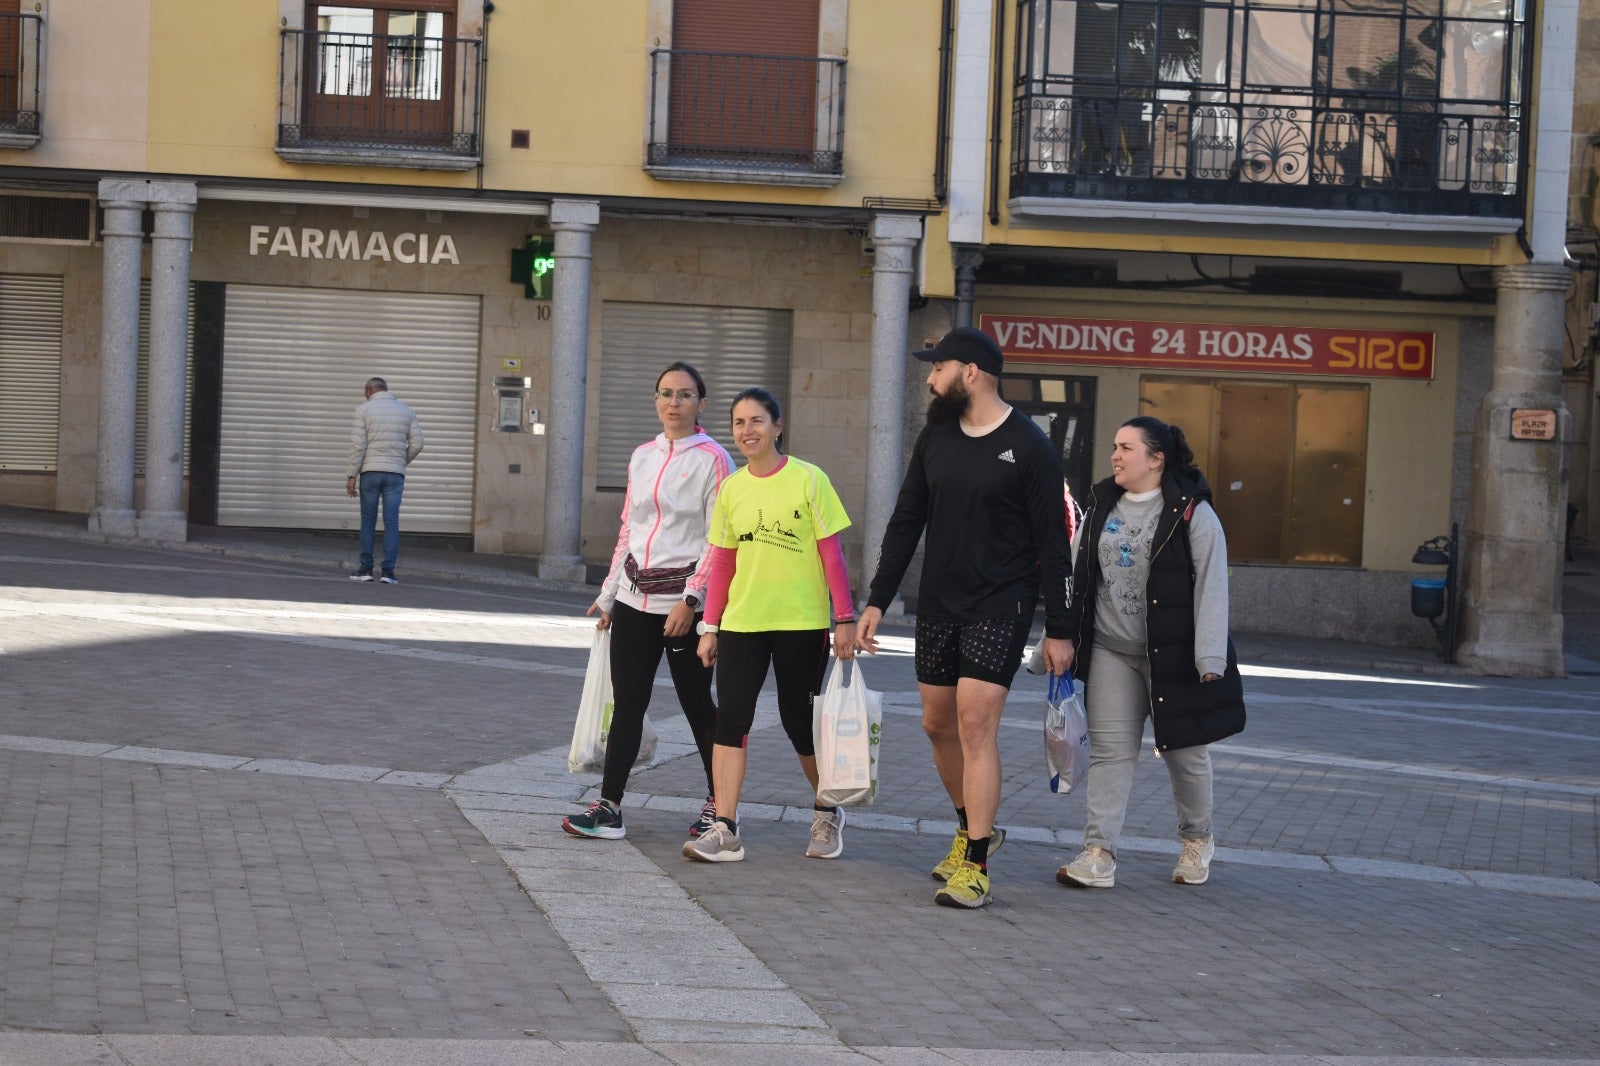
805,807,845,859
1172,836,1215,885
682,821,744,863
1057,844,1116,888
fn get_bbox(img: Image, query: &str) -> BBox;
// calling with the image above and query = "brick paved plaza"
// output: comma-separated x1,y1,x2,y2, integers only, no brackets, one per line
0,520,1596,1065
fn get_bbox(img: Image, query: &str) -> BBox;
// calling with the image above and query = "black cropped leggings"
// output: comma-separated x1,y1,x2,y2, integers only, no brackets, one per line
600,600,717,805
713,629,830,754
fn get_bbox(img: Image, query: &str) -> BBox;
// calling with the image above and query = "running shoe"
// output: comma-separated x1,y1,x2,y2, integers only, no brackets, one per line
931,827,1007,882
934,860,992,909
562,800,625,840
1056,844,1116,888
688,796,718,838
682,821,744,862
805,807,845,859
348,570,374,582
1172,836,1215,885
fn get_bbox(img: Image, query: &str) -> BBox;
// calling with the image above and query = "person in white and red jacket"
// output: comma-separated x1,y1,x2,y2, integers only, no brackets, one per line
561,362,733,842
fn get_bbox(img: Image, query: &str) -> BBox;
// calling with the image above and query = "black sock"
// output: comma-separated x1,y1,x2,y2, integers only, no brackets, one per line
813,802,840,814
966,833,990,868
716,815,738,833
956,807,968,832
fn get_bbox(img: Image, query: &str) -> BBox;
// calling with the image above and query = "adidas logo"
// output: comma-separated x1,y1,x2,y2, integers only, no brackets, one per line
997,449,1015,464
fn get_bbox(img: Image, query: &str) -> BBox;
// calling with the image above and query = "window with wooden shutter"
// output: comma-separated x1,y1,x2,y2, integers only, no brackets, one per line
647,0,844,181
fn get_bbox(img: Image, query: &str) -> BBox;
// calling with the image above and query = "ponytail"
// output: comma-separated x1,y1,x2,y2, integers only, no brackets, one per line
1122,415,1197,477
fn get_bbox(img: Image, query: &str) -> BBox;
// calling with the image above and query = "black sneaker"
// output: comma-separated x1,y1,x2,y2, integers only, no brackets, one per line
349,570,374,582
378,573,398,585
688,796,718,838
563,800,625,840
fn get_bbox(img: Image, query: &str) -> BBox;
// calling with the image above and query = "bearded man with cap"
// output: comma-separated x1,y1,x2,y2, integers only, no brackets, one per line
856,326,1073,909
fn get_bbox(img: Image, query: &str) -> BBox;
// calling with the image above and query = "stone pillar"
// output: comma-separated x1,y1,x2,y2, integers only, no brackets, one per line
89,186,145,539
140,184,198,543
863,215,923,606
953,246,983,328
538,199,599,583
1456,263,1572,677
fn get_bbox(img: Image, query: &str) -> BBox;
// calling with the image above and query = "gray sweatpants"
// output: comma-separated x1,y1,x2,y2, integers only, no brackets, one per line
1082,646,1213,854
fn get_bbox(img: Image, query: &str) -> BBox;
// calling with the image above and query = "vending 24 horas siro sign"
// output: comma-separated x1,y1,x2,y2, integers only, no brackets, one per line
979,314,1435,380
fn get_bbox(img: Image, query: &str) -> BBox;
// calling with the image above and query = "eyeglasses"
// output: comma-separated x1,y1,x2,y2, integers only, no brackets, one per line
655,388,699,404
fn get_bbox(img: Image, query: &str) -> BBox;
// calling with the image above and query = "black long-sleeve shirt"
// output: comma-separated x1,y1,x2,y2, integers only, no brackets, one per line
867,408,1072,636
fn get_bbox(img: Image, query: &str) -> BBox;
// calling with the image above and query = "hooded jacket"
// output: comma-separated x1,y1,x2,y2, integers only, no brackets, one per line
1066,466,1246,752
598,429,733,616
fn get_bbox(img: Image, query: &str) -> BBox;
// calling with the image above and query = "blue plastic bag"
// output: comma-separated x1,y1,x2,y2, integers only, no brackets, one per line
1044,673,1090,794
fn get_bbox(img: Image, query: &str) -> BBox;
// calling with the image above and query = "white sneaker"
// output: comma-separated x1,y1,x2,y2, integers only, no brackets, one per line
1172,837,1215,885
1056,844,1116,888
682,821,744,863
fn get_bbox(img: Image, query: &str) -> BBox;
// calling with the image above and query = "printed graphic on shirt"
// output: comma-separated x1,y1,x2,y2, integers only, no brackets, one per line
998,449,1015,464
1099,508,1159,617
743,508,804,553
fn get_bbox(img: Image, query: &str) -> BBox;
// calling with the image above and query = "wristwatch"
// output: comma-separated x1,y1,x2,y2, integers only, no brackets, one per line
696,620,718,636
684,592,701,610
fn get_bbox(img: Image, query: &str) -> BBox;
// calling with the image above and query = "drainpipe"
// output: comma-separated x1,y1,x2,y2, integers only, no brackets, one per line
934,0,954,202
988,0,1005,224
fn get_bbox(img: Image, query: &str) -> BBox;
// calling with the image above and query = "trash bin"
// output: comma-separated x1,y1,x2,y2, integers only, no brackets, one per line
1410,577,1446,619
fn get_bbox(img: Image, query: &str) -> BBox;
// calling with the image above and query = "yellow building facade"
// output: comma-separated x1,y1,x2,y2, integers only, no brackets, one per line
0,0,1582,673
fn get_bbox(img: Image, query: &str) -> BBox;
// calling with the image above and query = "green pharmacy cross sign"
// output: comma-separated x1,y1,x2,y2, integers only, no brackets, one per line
510,236,555,299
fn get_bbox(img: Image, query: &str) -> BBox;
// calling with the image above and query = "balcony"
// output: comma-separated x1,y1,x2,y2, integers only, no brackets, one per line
1010,0,1528,236
276,27,481,170
0,11,42,149
646,49,846,187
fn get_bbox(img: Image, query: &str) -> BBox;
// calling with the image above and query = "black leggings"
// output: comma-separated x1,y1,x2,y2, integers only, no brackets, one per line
713,629,829,754
601,600,717,804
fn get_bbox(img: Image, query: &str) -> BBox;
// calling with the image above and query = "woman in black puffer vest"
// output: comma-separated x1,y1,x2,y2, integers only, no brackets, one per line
1054,416,1245,891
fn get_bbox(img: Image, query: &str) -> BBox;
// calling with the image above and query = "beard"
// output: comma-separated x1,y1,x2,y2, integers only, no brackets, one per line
925,378,972,426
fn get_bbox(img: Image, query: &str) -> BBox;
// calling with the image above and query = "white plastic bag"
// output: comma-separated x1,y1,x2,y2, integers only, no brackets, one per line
1044,672,1090,794
567,628,658,773
812,657,883,807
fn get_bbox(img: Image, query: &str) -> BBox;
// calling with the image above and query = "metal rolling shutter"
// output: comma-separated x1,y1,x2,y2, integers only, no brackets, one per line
0,273,63,471
218,285,479,532
671,0,819,54
135,281,196,476
598,302,791,490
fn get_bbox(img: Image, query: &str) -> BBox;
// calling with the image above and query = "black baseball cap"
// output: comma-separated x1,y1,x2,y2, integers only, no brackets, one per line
914,326,1004,375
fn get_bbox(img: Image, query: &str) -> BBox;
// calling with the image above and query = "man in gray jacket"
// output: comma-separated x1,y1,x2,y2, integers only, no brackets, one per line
345,377,424,584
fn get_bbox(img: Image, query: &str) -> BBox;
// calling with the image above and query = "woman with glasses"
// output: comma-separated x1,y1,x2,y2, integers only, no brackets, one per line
562,363,733,841
683,387,858,863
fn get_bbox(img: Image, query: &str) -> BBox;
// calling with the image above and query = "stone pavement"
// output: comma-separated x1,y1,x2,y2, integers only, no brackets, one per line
0,510,1597,1065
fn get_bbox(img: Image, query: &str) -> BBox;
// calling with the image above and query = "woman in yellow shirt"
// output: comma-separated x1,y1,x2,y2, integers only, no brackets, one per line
685,387,858,864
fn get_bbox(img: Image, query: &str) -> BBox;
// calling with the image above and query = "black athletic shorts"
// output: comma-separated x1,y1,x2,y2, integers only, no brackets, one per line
914,616,1031,689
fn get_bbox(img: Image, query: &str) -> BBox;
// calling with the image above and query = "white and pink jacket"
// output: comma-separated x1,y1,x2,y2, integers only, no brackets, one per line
596,429,733,616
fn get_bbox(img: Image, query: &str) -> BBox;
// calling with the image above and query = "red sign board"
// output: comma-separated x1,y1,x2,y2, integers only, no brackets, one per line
980,314,1435,380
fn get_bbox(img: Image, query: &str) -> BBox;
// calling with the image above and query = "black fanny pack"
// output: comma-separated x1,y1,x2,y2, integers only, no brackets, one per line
624,554,696,596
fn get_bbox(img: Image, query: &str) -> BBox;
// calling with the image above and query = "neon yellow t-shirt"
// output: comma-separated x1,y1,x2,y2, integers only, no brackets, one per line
710,457,852,632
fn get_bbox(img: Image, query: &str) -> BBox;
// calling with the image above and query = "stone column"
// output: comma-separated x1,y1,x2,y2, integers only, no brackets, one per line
89,185,145,539
863,215,923,606
140,184,198,543
1456,263,1572,677
953,246,983,328
538,199,599,583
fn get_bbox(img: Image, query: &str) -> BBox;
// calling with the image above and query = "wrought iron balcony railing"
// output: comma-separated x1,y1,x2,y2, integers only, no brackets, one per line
277,27,481,163
647,49,845,180
0,12,43,144
1011,90,1524,219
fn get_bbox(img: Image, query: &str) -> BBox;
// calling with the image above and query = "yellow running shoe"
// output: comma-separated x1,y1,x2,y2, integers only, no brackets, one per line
931,827,1007,882
934,860,992,909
